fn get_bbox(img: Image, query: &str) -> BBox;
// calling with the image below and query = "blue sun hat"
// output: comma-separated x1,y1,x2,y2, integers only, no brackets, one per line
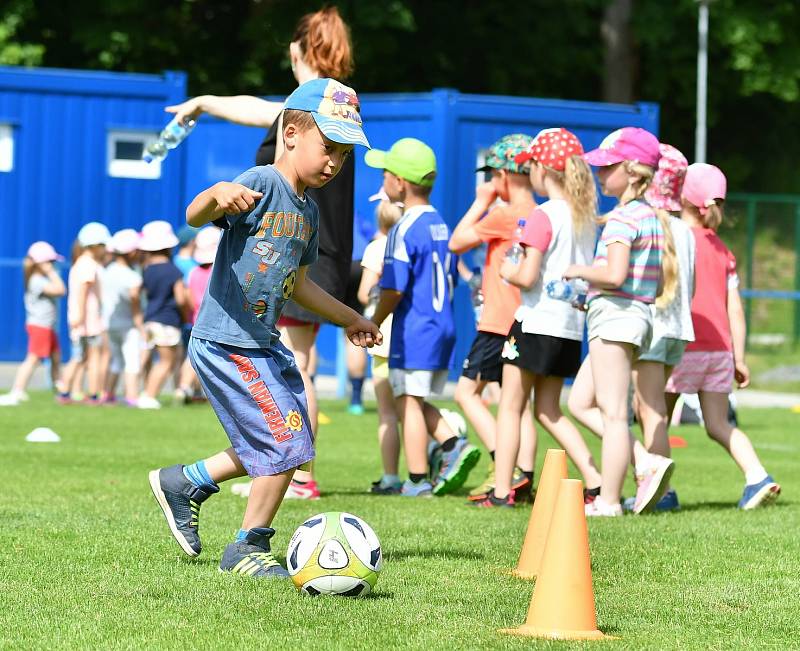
284,78,370,148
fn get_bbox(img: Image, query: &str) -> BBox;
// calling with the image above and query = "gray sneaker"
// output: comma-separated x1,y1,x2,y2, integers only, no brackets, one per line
219,528,290,578
148,464,218,557
432,437,481,496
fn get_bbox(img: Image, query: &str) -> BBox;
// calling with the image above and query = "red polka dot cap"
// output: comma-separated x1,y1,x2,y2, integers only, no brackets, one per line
514,128,584,172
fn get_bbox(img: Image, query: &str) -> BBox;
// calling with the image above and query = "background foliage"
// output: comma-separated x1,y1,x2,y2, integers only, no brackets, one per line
2,0,800,192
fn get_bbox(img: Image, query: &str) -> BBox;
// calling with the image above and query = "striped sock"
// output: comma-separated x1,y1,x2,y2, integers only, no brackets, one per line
183,460,217,490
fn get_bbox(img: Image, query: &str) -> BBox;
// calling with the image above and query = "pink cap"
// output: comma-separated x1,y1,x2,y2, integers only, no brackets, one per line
583,127,661,168
109,228,141,255
682,163,727,216
27,241,64,264
644,144,688,212
193,226,221,265
139,220,180,252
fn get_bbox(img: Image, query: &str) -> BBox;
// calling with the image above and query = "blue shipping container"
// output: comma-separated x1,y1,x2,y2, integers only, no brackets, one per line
0,67,659,383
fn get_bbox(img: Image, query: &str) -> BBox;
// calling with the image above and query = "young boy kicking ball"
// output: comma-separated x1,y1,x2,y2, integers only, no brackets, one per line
149,78,379,577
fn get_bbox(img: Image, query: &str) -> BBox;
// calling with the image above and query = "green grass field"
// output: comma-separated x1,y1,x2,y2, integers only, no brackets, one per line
1,395,798,650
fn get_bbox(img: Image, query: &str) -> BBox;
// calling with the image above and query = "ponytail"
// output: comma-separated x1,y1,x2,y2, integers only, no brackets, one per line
654,210,678,309
293,6,354,79
681,200,725,231
619,161,655,206
563,155,598,234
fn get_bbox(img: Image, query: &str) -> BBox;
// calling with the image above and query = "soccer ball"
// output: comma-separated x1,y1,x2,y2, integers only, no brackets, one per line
440,407,467,438
286,512,382,596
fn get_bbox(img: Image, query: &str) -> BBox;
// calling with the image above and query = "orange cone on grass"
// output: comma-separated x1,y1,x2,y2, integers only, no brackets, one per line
501,478,609,640
512,448,567,579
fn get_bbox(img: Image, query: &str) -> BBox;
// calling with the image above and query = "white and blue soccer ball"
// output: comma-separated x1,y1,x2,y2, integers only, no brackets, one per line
287,512,382,596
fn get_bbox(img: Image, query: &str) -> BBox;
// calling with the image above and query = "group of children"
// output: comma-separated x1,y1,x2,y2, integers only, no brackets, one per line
1,219,221,409
3,76,781,577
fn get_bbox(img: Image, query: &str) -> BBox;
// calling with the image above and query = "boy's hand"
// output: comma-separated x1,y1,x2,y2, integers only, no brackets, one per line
211,182,263,214
345,316,383,348
474,182,498,208
734,360,750,389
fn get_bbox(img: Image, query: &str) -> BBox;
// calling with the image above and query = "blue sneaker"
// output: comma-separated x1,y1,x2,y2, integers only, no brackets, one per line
401,479,433,497
149,464,219,557
432,437,481,496
738,475,781,510
654,489,680,512
219,527,289,578
347,403,365,416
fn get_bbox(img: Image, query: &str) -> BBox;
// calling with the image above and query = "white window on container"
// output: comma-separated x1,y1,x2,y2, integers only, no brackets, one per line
0,124,13,173
107,130,161,179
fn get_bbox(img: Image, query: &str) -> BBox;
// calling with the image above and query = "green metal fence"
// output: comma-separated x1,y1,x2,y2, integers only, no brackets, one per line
726,193,800,346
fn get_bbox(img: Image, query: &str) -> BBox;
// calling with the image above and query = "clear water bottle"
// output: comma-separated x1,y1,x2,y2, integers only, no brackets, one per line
505,219,526,265
546,278,589,308
143,115,197,163
363,284,381,320
468,269,484,322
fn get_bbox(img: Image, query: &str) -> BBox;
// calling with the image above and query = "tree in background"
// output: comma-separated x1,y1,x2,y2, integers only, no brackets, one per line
2,0,800,192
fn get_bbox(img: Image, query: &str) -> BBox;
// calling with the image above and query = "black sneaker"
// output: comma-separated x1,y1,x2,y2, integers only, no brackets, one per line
148,464,218,557
219,527,289,578
369,478,402,495
470,489,515,508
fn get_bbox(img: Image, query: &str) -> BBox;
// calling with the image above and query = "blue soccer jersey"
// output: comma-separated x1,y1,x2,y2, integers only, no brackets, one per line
380,205,458,370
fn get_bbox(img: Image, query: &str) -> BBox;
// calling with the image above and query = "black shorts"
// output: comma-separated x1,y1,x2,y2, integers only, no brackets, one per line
461,331,505,383
281,253,350,324
501,320,582,378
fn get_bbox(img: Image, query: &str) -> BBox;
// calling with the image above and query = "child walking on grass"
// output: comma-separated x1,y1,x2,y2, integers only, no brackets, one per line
564,127,668,517
0,242,66,406
664,163,780,510
486,128,603,508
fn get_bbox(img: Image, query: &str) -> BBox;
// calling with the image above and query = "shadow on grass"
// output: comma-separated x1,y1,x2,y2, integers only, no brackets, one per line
678,501,788,513
387,548,485,561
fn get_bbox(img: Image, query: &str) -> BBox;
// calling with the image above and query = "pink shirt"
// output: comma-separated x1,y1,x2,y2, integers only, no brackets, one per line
67,254,104,337
188,265,212,324
686,228,737,352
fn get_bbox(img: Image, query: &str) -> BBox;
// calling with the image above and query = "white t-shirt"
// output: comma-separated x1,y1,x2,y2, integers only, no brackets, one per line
25,273,58,328
651,217,695,342
514,199,595,341
361,235,392,358
102,261,142,331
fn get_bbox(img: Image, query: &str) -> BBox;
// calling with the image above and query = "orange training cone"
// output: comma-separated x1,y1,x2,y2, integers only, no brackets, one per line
512,448,567,579
501,478,610,640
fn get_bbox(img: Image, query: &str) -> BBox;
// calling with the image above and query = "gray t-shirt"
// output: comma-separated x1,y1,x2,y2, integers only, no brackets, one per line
192,165,319,348
25,273,58,328
102,261,142,331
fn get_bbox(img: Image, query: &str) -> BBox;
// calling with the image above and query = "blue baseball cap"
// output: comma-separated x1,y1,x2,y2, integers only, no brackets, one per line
284,78,370,148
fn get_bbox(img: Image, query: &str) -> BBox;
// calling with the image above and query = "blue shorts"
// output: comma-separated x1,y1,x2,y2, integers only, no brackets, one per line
188,336,315,477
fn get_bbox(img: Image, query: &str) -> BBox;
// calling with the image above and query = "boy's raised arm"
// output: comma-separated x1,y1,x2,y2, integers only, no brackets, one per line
186,182,264,228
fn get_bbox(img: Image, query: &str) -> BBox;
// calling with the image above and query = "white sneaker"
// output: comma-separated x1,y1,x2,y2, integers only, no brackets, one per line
633,454,675,514
0,393,20,406
137,396,162,409
14,390,29,402
585,496,623,517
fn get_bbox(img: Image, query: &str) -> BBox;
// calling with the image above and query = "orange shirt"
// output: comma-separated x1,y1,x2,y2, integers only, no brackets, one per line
473,206,529,335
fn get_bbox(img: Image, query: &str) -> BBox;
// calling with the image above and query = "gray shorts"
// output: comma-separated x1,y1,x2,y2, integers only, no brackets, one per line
587,295,652,351
638,335,687,367
389,368,448,398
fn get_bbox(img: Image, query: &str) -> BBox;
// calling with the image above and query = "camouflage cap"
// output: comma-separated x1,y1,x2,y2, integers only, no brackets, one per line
476,133,534,175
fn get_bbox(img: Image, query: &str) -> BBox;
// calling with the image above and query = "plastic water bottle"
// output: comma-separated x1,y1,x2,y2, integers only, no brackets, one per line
546,278,589,308
143,115,197,163
468,269,484,322
363,284,381,320
505,219,526,265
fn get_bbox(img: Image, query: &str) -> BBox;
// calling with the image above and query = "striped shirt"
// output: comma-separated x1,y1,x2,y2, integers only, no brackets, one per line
590,200,663,304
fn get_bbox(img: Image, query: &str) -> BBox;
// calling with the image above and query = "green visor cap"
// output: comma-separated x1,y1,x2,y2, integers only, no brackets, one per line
476,133,534,175
364,138,437,186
